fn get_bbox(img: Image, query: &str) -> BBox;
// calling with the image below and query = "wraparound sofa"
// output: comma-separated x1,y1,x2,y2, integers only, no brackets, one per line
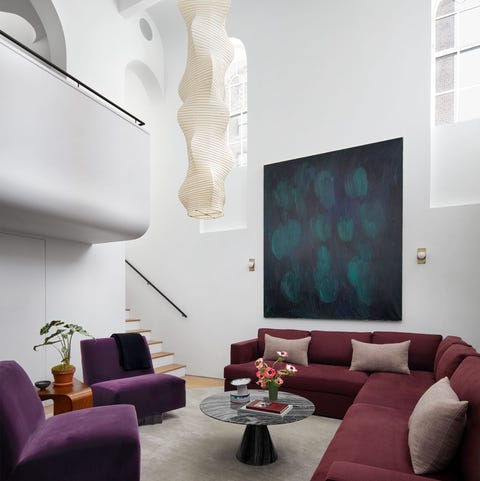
224,328,480,481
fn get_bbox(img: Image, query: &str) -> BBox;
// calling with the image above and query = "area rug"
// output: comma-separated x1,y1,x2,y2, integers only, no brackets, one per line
139,387,340,481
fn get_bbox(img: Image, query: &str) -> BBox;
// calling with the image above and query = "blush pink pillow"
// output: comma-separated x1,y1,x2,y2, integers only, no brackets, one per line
408,377,468,474
350,339,410,374
263,334,311,366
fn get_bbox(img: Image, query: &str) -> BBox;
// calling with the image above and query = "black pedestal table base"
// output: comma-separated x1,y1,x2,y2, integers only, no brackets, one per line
236,425,277,465
199,390,314,467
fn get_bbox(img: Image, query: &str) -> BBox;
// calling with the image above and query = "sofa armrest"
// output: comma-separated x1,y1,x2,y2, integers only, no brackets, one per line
230,338,259,364
325,461,423,481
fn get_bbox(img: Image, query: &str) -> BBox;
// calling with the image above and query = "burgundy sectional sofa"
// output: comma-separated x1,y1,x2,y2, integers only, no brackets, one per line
224,328,480,481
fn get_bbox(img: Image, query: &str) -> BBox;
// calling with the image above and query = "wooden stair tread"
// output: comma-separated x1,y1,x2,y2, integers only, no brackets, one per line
148,340,162,345
126,328,151,334
125,318,140,322
151,352,173,359
155,363,186,374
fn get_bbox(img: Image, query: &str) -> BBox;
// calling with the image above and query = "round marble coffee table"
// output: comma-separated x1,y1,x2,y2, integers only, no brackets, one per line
200,390,314,465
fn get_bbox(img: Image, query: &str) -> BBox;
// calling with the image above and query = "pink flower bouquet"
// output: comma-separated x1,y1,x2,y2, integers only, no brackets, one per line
254,351,298,400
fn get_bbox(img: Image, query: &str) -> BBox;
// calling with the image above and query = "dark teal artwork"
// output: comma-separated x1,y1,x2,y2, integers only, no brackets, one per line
264,138,403,320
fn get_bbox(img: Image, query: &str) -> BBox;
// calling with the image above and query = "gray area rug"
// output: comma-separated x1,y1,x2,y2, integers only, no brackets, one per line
139,387,340,481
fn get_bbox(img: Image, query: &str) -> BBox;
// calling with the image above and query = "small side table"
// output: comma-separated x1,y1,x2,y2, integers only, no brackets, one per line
37,378,93,415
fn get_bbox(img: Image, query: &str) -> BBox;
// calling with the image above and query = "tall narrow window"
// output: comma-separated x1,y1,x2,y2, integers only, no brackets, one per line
200,37,247,233
226,38,247,167
434,0,480,125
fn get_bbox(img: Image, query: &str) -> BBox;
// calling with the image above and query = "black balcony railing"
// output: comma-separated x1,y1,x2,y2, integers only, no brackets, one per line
0,28,145,126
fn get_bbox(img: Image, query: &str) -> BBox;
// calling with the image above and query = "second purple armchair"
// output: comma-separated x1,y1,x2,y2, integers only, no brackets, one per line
81,337,186,425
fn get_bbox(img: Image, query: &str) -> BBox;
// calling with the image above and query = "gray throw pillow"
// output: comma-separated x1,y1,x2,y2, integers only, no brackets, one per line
350,339,410,374
263,334,311,366
408,377,468,474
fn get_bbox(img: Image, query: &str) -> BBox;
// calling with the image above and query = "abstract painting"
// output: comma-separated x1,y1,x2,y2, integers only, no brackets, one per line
264,138,403,320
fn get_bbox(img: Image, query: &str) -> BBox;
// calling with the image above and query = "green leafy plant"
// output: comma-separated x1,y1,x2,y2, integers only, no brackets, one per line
33,320,93,371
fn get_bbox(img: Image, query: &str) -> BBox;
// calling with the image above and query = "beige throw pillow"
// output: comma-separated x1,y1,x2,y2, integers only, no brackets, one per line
350,339,410,374
263,334,311,366
408,377,468,475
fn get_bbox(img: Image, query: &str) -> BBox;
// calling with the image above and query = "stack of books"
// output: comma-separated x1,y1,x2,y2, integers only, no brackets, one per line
240,399,293,416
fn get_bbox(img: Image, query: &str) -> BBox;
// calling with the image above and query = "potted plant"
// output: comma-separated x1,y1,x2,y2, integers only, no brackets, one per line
33,320,93,386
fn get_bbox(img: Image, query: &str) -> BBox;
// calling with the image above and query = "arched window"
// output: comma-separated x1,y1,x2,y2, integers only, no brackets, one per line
226,38,247,167
200,38,247,233
434,0,480,125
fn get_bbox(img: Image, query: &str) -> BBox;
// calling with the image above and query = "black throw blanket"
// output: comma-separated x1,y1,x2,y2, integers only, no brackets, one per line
111,333,151,371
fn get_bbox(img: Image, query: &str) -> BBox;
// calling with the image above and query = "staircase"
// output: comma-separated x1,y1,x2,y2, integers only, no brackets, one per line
125,308,186,377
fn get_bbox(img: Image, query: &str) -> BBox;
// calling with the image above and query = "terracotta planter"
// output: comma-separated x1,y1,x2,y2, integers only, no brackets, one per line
52,366,75,387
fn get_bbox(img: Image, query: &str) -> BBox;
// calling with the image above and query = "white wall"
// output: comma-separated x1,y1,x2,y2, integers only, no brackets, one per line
0,233,126,382
0,0,164,382
125,0,480,379
431,119,480,207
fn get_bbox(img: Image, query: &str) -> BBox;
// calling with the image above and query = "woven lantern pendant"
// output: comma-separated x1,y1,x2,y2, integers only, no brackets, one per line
177,0,234,219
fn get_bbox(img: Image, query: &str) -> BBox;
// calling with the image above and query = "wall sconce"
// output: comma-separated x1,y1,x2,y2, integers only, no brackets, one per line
417,248,427,264
248,258,255,271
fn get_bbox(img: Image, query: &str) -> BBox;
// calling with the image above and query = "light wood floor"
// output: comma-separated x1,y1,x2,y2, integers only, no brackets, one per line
184,375,224,389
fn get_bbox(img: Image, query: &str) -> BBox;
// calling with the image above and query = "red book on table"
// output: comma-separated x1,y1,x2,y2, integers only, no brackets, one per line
245,400,290,414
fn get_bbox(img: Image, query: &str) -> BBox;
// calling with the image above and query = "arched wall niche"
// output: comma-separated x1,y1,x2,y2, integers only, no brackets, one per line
0,0,66,69
124,60,163,126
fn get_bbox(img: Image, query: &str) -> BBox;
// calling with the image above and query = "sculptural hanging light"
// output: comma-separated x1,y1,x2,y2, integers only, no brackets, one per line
177,0,234,219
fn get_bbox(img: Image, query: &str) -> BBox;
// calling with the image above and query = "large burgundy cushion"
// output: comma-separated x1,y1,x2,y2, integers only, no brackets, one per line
309,331,372,365
434,336,471,375
312,403,413,480
450,356,480,481
372,332,442,371
284,363,368,396
224,361,368,397
257,328,310,356
355,370,435,412
435,344,478,381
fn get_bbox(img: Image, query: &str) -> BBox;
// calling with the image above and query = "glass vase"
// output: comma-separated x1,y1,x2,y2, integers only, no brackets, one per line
268,382,279,401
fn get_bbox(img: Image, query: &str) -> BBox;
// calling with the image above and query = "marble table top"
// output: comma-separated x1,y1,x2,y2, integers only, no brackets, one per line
200,390,315,426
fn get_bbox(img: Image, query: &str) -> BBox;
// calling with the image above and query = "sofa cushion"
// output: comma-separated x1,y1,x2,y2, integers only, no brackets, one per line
309,331,371,366
450,356,480,481
225,361,368,397
434,336,471,374
263,333,311,366
283,363,368,397
372,332,442,371
258,328,310,357
435,344,478,381
312,403,413,480
355,370,435,412
408,377,468,475
350,339,410,374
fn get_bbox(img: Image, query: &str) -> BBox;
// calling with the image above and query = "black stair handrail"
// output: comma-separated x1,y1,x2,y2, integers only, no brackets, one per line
0,28,145,127
125,260,187,318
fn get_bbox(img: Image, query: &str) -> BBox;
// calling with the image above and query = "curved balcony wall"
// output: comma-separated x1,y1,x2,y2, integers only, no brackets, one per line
0,37,150,244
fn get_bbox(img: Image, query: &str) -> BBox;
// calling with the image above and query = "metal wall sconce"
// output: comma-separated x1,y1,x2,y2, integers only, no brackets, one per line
417,248,427,264
248,258,255,271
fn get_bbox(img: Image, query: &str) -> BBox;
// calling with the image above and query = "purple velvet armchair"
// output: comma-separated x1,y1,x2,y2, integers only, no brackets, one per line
81,337,186,425
0,360,140,481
